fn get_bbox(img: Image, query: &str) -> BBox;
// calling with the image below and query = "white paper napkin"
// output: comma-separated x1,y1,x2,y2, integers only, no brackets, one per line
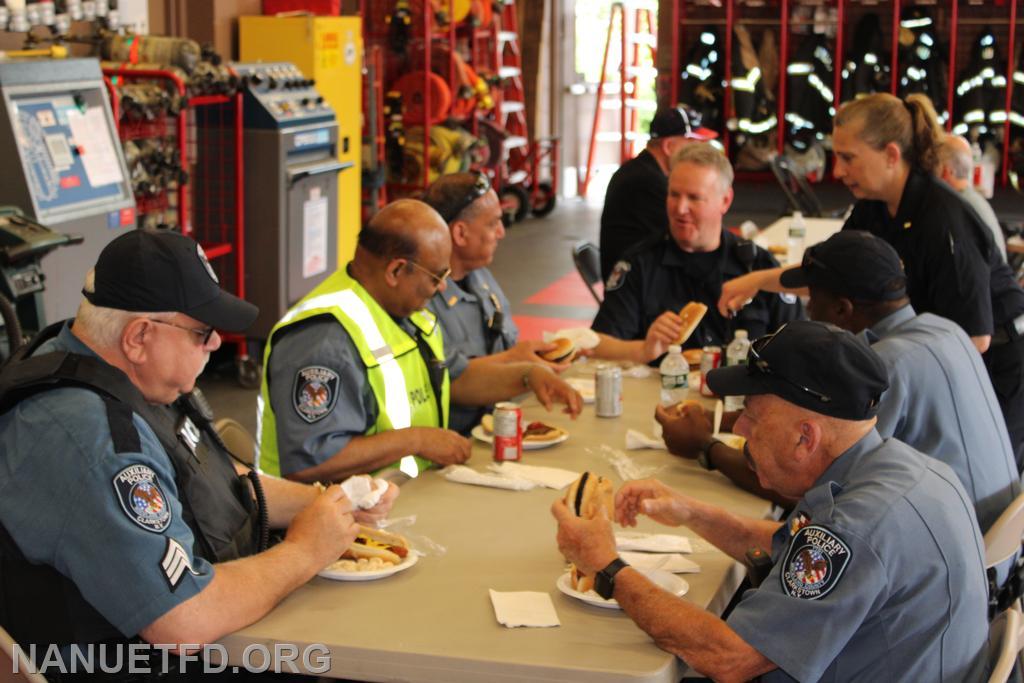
442,465,537,491
489,590,561,628
620,551,700,573
542,327,600,350
616,532,693,553
487,462,579,490
625,428,665,450
566,377,595,403
623,364,652,379
340,475,389,510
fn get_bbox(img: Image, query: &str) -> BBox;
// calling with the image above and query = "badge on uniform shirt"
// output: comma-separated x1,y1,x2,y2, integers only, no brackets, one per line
161,537,198,591
293,366,340,424
113,465,172,534
781,525,851,600
779,292,798,305
605,261,631,292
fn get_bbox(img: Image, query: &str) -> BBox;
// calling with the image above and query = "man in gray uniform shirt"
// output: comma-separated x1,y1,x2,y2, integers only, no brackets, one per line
553,321,988,681
659,231,1020,537
422,173,568,434
938,133,1007,261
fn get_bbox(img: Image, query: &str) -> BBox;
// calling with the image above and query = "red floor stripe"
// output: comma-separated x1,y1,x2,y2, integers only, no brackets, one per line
513,314,596,341
523,270,603,308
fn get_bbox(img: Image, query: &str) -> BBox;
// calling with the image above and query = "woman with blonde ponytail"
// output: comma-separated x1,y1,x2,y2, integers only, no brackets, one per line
720,91,1024,468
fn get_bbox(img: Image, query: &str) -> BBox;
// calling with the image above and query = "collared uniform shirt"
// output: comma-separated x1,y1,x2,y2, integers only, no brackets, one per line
427,267,518,434
599,149,669,281
864,305,1019,533
727,431,989,682
592,232,803,351
959,185,1007,262
843,168,1024,336
0,324,214,637
266,315,467,477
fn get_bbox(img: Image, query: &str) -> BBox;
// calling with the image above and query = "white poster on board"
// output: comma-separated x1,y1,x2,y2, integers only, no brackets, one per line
303,196,329,279
67,107,124,187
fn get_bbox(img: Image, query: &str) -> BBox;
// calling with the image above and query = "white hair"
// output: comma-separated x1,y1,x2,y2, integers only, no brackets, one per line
75,269,174,348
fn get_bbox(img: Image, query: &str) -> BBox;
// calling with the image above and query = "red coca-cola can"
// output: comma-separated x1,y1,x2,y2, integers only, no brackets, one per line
700,345,722,397
492,401,523,462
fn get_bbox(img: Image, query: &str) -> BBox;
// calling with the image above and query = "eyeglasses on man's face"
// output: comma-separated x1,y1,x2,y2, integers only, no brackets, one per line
148,318,216,346
406,259,452,289
748,325,832,404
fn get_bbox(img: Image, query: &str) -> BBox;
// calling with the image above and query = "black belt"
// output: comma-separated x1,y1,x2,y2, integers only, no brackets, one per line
991,313,1024,346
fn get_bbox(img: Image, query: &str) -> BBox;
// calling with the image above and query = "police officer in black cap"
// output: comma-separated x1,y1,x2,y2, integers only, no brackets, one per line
0,230,396,673
598,106,717,281
591,142,802,365
553,321,988,681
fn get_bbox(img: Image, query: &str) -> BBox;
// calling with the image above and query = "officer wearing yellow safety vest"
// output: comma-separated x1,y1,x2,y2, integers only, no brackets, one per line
257,199,583,483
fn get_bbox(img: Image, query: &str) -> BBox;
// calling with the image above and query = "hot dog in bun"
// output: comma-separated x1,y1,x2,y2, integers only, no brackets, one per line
540,337,576,363
341,525,410,565
563,472,614,592
676,302,708,345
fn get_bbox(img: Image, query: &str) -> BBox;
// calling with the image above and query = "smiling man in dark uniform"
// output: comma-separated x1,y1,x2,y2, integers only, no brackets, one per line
592,143,802,364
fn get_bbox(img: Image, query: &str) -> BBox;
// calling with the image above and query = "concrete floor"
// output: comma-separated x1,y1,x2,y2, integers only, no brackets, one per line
198,179,1024,437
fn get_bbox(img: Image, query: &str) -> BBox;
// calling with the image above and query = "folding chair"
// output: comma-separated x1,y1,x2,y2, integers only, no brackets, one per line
0,625,48,683
214,417,257,467
985,491,1024,617
769,154,825,218
988,605,1023,683
572,241,603,305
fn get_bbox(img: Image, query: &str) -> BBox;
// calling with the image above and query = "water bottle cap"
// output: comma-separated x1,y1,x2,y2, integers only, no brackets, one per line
668,345,682,354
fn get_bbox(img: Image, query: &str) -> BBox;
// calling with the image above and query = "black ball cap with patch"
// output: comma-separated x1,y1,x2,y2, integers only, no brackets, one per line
707,320,890,421
84,229,259,332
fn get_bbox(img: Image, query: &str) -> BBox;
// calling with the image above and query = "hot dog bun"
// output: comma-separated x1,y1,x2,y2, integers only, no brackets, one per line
682,348,703,367
341,525,410,565
676,302,708,345
481,414,494,435
563,472,615,593
540,337,576,363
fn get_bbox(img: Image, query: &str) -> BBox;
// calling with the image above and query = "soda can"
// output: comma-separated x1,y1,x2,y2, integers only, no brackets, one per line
493,401,523,462
595,365,623,417
700,346,722,397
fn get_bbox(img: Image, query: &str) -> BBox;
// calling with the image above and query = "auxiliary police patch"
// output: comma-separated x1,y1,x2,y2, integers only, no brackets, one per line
113,465,172,533
781,525,851,600
605,261,631,292
293,366,340,423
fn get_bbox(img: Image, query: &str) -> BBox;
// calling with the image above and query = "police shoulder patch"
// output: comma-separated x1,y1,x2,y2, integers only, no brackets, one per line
113,464,172,533
781,524,851,600
605,260,632,292
293,365,340,424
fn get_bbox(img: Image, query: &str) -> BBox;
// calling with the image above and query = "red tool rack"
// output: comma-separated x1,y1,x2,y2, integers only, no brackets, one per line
358,0,558,222
102,66,258,386
669,0,1022,186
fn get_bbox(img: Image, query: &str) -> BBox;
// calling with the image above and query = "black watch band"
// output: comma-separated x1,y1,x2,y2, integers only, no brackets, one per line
594,557,630,600
698,438,721,471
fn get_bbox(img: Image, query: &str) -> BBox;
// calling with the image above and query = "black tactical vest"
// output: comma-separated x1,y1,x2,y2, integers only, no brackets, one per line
0,322,261,650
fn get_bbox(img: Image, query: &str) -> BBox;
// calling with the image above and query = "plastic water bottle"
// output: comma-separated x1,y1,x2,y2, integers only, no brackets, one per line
724,330,751,412
786,211,806,265
659,345,689,406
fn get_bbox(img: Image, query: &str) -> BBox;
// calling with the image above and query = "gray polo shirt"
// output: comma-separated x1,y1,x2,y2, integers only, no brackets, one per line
266,315,466,477
863,304,1019,533
427,267,518,434
959,184,1007,262
727,430,989,682
0,323,214,637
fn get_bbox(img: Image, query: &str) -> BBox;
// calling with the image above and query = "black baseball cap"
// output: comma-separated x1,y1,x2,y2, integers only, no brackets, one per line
779,230,907,302
707,320,889,420
649,106,718,141
84,230,259,332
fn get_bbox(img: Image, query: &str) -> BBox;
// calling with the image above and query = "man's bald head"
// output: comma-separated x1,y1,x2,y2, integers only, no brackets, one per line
358,198,450,263
938,134,974,188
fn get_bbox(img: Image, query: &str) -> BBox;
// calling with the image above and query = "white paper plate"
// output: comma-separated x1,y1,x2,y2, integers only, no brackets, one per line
471,425,569,450
318,551,419,581
566,377,595,404
556,568,688,609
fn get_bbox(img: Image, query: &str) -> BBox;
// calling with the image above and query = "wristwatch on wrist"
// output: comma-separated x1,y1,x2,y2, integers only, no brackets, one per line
594,557,630,600
697,438,722,471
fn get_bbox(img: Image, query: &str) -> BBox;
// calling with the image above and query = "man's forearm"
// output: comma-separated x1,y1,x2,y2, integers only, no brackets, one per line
683,497,781,562
285,430,423,483
236,464,317,528
451,362,533,405
591,333,647,363
614,568,775,681
140,539,319,646
707,443,795,507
